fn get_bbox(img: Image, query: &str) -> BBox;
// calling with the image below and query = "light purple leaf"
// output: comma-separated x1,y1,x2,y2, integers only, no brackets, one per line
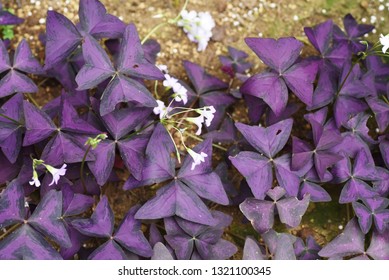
318,218,365,258
229,151,272,199
243,236,265,260
240,198,275,233
151,242,174,260
277,195,310,228
235,118,293,158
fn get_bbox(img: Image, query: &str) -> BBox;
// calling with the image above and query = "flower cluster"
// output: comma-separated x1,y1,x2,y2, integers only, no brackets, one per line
29,159,67,187
177,10,215,51
187,106,216,135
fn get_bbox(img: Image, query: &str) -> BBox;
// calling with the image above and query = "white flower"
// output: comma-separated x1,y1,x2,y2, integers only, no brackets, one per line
177,10,215,52
172,82,188,104
29,170,41,188
199,106,216,127
45,164,67,186
187,148,208,170
178,10,197,25
197,12,215,30
187,115,205,135
163,74,178,88
153,100,171,119
380,34,389,54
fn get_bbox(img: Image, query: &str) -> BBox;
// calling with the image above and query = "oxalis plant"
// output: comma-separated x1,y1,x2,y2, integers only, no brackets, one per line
0,0,388,260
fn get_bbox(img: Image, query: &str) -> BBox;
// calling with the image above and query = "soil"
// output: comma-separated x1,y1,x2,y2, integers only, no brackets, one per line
4,0,389,258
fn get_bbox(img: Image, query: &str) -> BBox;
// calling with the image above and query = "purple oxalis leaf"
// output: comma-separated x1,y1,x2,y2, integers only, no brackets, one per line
294,236,321,260
242,37,317,113
262,230,297,260
352,197,389,234
0,225,62,260
0,180,25,228
72,196,114,238
242,236,265,260
117,24,163,80
114,205,153,257
135,180,216,226
28,190,72,248
78,0,125,39
184,61,228,95
318,218,365,259
0,7,24,25
44,11,82,68
151,242,174,260
88,240,128,260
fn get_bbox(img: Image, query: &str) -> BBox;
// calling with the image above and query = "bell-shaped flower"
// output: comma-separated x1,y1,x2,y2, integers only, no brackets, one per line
187,115,205,135
380,34,389,54
44,163,67,186
29,170,41,188
172,82,188,104
153,100,171,120
199,106,216,127
163,74,179,88
187,148,208,170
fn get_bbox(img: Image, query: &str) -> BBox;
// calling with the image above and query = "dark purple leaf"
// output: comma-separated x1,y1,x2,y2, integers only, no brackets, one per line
88,240,128,260
0,225,62,260
100,74,157,116
245,37,303,72
0,70,38,98
13,39,44,74
117,24,163,80
78,0,125,38
23,101,56,146
114,205,153,257
135,180,216,226
0,180,25,228
28,190,71,248
71,196,114,238
117,135,149,181
40,132,95,166
75,35,115,90
184,61,228,95
44,11,82,68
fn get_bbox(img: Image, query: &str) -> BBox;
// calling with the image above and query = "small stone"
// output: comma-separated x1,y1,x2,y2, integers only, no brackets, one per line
215,0,228,12
212,25,225,42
